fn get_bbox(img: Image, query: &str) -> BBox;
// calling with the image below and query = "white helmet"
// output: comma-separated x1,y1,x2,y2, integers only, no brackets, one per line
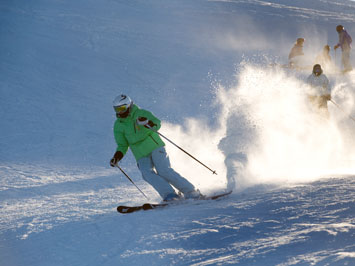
113,94,132,114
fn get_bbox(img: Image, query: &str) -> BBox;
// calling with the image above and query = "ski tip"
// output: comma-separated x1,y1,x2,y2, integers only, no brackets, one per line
117,206,128,213
207,190,233,200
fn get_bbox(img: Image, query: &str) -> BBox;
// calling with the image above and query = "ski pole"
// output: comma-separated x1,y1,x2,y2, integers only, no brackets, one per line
330,99,355,124
115,164,149,200
147,126,217,175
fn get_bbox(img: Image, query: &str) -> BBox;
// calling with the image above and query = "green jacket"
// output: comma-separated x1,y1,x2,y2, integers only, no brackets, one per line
113,104,165,161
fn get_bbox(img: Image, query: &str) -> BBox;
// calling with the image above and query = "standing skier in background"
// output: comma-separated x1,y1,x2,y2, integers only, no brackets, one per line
334,25,353,73
110,94,203,202
306,64,332,117
288,38,305,68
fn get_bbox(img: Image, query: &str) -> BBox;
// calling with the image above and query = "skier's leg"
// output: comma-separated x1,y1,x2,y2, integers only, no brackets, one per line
343,50,352,71
151,147,200,198
342,50,351,71
137,155,176,199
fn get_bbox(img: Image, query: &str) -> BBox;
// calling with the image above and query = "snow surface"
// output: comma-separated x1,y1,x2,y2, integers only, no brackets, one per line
1,0,355,265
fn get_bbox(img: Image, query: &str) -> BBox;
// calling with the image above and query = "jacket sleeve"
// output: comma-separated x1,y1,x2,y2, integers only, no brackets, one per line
338,31,345,47
137,109,162,131
323,76,331,94
113,122,129,155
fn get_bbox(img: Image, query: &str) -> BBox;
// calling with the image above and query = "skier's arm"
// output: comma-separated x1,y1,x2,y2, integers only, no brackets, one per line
137,109,161,130
288,46,296,59
323,76,330,92
322,76,331,101
110,131,128,167
306,74,313,86
113,123,129,156
335,32,344,49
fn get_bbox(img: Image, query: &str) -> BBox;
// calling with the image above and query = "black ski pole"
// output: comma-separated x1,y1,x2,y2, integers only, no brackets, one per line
148,126,217,175
330,99,355,124
115,164,149,200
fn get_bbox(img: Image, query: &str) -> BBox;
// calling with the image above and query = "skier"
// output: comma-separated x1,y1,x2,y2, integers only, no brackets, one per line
334,25,353,73
315,45,331,67
288,38,305,68
306,64,331,117
110,94,203,202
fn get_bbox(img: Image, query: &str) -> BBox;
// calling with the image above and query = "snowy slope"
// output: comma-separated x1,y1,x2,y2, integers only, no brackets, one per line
1,171,355,266
1,0,355,265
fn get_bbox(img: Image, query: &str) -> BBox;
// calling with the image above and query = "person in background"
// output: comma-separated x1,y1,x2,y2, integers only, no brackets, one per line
288,38,305,68
110,94,203,202
315,45,332,67
334,25,353,73
306,64,331,117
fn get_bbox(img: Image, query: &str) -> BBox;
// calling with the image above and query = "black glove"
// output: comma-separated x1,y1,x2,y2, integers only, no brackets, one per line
136,117,156,129
110,151,123,167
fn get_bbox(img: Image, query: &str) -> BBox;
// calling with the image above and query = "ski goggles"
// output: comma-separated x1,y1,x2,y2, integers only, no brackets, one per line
113,105,128,114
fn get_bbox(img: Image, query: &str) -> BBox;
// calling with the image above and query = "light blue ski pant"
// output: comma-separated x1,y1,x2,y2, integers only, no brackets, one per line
137,146,195,199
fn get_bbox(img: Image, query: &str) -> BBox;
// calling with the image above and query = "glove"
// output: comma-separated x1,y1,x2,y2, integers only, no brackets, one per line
324,94,331,101
110,151,123,167
136,117,156,129
334,45,339,50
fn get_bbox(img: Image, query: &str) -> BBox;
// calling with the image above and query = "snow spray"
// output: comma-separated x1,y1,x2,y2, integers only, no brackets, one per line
217,64,355,189
158,64,355,193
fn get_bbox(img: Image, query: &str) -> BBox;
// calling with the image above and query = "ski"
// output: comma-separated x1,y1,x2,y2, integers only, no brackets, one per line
117,190,232,214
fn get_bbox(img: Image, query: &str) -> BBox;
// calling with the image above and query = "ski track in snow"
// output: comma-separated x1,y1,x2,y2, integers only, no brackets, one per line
1,163,354,265
0,164,156,238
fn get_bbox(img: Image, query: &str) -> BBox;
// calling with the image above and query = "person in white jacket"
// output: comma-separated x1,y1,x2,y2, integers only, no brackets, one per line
306,64,331,117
